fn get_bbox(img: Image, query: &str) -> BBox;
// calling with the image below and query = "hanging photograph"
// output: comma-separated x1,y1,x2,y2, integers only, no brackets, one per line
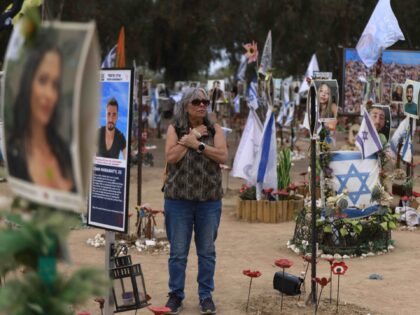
391,83,404,102
88,69,133,233
369,104,391,141
207,79,225,102
2,20,99,211
403,79,419,119
314,79,339,122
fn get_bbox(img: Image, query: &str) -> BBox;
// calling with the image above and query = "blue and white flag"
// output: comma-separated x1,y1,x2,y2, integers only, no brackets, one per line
252,107,278,193
247,79,259,110
356,0,404,68
284,101,295,127
277,101,288,126
231,110,263,183
101,45,117,68
401,130,413,163
236,56,247,81
355,108,383,159
329,151,380,207
390,116,412,155
233,94,240,113
148,88,160,129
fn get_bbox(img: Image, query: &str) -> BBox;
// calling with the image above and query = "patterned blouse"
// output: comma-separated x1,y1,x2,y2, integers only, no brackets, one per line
164,123,223,201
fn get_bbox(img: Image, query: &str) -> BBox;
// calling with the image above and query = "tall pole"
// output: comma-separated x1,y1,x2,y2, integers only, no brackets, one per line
309,85,317,305
137,74,143,206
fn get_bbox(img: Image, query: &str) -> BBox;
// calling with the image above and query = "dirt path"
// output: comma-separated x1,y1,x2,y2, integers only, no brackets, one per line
62,133,420,315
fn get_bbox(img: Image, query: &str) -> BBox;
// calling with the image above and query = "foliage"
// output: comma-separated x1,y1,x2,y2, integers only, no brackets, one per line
0,269,108,315
0,199,109,315
277,148,291,190
0,206,79,275
239,185,256,200
2,0,420,81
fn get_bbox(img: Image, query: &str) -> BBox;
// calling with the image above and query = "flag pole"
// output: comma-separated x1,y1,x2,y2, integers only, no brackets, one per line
136,74,144,238
309,85,318,305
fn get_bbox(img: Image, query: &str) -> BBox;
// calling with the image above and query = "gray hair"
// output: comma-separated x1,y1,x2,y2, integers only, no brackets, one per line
172,87,211,132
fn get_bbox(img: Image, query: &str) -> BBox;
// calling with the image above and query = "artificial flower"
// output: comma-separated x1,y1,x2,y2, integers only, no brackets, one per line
148,306,172,315
315,277,331,287
331,261,348,275
274,259,293,269
243,41,258,64
243,269,262,278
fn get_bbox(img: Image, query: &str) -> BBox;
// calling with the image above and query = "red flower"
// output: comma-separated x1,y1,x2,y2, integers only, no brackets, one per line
148,306,172,315
243,269,262,278
413,191,420,198
263,188,274,194
275,259,293,269
315,277,331,287
331,261,348,275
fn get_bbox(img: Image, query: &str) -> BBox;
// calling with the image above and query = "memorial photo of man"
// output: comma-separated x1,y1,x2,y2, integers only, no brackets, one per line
404,84,418,117
369,105,391,141
97,97,127,159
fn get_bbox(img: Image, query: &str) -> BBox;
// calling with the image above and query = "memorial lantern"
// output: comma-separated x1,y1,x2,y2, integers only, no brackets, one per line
110,255,149,312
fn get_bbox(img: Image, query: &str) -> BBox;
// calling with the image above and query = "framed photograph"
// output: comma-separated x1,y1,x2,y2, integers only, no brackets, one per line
314,79,339,122
403,79,419,119
88,69,133,233
2,21,99,211
391,83,404,102
370,104,391,141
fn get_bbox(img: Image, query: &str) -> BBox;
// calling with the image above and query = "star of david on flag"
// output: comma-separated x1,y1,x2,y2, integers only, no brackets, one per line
355,108,382,159
329,151,379,207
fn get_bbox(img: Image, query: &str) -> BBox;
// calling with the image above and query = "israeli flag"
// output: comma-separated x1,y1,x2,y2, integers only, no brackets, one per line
355,108,382,159
251,107,278,193
247,80,259,110
356,0,404,68
284,101,295,127
390,116,411,155
401,131,413,163
101,45,117,68
231,109,263,183
329,151,379,207
276,101,288,126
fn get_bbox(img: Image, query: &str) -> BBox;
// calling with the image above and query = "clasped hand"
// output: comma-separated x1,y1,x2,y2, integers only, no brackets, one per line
178,125,208,149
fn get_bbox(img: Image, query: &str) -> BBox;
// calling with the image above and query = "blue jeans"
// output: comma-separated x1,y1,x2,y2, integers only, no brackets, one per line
164,199,221,300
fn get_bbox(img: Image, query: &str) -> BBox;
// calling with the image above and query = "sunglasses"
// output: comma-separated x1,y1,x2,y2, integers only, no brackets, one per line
191,99,210,106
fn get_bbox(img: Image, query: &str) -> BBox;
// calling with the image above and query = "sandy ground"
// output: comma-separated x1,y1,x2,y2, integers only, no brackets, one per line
2,127,420,315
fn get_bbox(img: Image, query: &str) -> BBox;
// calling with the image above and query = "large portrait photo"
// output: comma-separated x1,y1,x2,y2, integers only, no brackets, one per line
2,21,95,210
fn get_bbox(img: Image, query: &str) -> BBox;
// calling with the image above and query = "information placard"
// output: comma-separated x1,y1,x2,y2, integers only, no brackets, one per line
88,69,133,232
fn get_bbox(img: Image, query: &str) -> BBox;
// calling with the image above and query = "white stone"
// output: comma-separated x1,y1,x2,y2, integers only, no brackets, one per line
145,239,156,246
320,254,327,259
294,248,301,254
325,254,333,260
333,254,342,259
366,252,375,257
342,255,350,259
388,245,395,251
362,253,367,258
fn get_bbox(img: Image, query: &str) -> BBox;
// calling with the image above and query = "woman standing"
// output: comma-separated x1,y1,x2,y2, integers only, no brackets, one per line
7,42,75,192
164,87,227,314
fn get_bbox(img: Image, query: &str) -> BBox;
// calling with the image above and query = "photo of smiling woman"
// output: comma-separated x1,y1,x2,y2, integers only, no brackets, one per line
6,42,75,192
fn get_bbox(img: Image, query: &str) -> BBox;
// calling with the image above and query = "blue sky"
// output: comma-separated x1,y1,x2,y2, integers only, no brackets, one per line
100,81,130,140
